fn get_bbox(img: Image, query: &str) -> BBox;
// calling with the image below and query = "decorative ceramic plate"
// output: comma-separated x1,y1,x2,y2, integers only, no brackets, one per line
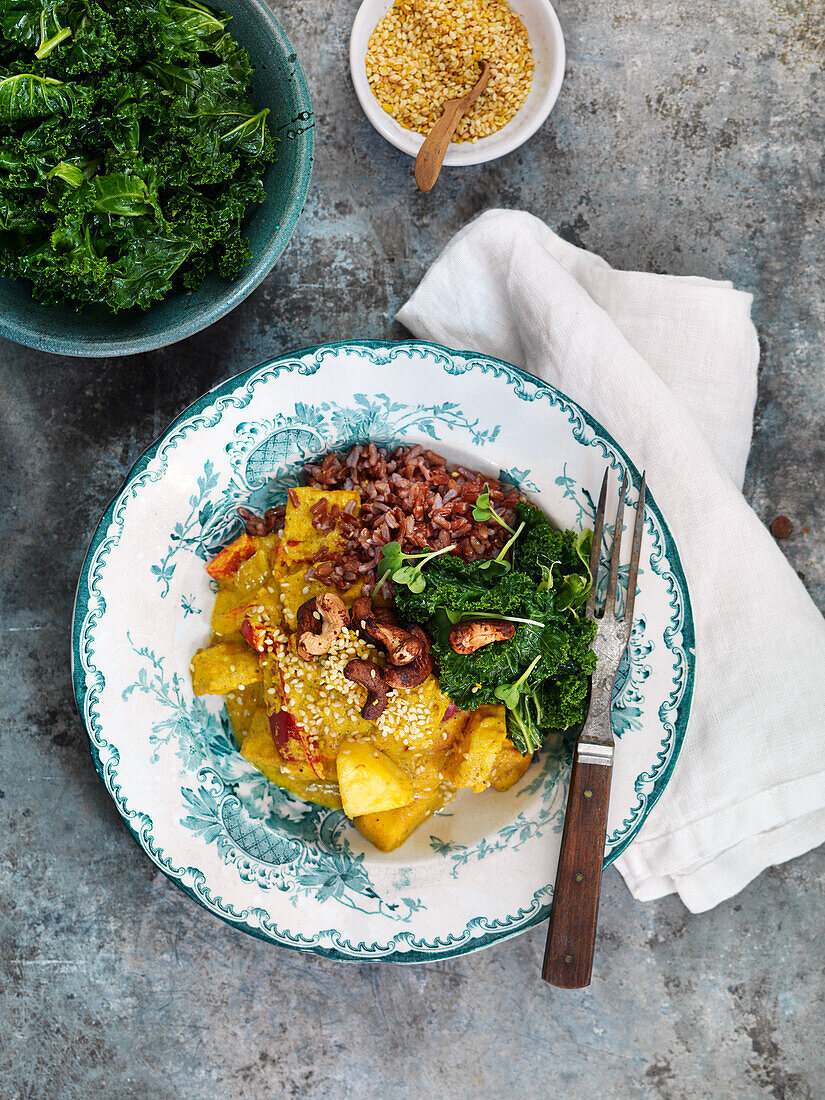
72,341,694,962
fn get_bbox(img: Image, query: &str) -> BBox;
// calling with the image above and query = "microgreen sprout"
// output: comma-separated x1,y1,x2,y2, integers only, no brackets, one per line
472,485,515,534
477,519,526,577
378,541,455,594
477,558,510,578
494,655,543,709
461,613,545,628
494,520,525,561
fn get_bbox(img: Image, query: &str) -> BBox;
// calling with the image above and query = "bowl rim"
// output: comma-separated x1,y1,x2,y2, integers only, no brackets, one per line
349,0,566,166
0,0,314,359
71,338,695,962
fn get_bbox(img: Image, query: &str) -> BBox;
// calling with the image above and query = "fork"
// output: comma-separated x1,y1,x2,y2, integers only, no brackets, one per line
542,467,646,988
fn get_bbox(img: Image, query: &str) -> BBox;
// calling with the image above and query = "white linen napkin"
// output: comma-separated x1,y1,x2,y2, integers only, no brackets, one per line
398,209,825,913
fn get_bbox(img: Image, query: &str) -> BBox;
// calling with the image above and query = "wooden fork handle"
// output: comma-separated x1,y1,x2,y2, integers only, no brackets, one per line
542,749,612,988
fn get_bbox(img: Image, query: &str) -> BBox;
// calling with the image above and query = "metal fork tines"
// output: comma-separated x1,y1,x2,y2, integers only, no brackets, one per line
580,468,647,755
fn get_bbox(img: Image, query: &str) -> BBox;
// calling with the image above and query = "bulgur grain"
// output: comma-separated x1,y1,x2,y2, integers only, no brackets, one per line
365,0,534,142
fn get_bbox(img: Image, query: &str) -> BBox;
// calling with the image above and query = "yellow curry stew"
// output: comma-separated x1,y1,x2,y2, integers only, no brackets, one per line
189,488,532,851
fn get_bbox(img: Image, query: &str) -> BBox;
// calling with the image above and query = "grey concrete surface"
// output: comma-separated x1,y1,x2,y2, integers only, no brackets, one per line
2,1,824,1097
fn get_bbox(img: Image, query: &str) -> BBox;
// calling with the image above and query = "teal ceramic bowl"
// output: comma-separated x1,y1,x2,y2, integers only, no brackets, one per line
0,1,313,358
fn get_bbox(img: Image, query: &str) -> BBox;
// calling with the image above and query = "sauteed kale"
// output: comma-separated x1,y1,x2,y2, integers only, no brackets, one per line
0,0,273,310
390,501,598,754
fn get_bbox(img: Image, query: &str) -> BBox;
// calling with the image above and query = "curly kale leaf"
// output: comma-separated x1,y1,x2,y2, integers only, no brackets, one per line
426,604,597,752
394,502,597,754
395,555,533,621
0,72,86,121
514,499,593,610
0,1,120,72
0,0,273,311
0,1,74,60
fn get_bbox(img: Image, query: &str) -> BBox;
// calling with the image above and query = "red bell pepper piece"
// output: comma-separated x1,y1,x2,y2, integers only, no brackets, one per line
206,533,258,581
268,710,324,779
240,617,281,654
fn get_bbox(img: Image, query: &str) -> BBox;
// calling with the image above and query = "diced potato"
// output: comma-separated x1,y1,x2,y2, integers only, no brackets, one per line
259,652,282,715
440,708,471,740
353,753,447,851
233,546,276,596
489,739,533,792
249,583,283,623
241,710,341,809
210,586,281,638
280,757,339,788
376,676,454,758
191,642,261,695
282,487,360,564
206,532,280,595
211,589,249,637
425,704,471,755
240,709,278,769
226,682,264,747
444,705,509,793
336,740,414,819
277,564,362,631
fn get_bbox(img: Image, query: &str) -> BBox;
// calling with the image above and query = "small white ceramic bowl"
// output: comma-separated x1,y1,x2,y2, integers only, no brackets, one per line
349,0,565,166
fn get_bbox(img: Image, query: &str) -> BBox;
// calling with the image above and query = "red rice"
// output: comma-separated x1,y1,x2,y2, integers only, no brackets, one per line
303,444,521,595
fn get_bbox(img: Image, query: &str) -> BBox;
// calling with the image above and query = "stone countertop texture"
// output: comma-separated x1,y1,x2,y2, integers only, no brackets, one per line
2,0,824,1097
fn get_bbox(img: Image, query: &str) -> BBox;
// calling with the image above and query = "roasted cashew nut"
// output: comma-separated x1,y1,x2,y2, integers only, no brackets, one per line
344,659,388,720
385,625,434,690
448,619,515,655
351,596,422,666
297,593,350,660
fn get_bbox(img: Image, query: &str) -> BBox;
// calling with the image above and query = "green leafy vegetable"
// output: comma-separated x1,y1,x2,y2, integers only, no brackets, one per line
476,557,510,579
0,1,73,59
0,73,80,121
394,501,597,753
164,1,225,47
47,158,84,185
90,171,157,216
470,493,525,578
221,107,270,155
0,0,274,311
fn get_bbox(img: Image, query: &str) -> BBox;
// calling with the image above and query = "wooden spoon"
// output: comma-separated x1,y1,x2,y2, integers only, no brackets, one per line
414,61,491,192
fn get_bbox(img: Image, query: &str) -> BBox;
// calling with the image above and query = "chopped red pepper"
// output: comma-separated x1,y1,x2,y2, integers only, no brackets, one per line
206,533,258,581
268,710,324,779
240,617,280,654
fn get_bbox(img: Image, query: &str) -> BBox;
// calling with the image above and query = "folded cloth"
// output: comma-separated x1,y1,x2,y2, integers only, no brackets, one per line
398,208,825,913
